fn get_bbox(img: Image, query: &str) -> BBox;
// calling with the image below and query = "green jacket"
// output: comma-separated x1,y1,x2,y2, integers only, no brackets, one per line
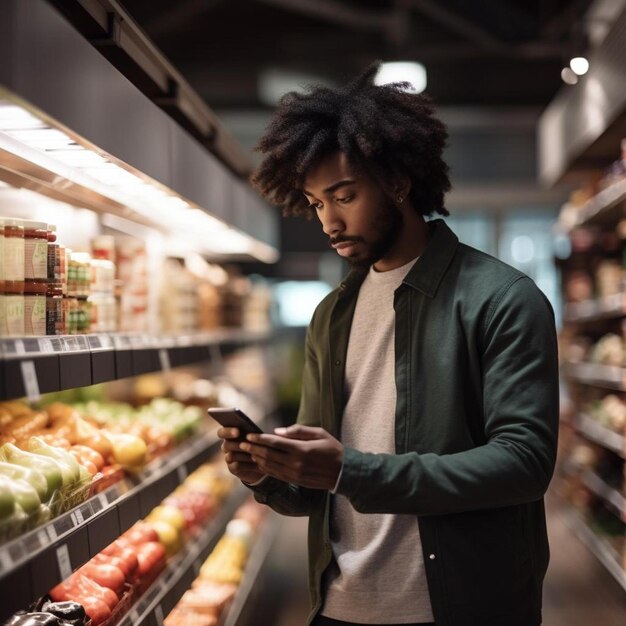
252,219,559,626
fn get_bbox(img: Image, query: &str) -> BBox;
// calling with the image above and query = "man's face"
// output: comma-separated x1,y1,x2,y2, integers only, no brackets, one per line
302,152,403,270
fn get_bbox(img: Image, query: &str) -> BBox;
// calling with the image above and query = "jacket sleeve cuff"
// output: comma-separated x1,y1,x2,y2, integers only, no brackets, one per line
243,475,268,487
243,475,284,504
335,446,365,497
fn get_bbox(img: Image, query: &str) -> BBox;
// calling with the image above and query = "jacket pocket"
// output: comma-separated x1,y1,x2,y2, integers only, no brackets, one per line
437,505,530,608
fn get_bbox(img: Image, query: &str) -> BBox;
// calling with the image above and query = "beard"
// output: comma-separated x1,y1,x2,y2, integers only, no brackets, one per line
330,198,404,270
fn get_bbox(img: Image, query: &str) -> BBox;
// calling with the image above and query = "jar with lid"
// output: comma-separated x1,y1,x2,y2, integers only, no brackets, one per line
46,224,62,335
1,217,25,337
23,220,48,280
0,218,4,335
24,279,46,336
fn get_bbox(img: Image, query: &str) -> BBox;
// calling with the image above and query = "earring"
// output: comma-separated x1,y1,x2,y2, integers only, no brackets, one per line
397,195,404,204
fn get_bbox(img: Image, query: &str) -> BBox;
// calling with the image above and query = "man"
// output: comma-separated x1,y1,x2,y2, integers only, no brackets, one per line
219,63,559,626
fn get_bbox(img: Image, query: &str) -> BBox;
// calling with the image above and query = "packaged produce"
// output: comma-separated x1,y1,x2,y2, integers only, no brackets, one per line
0,447,61,500
0,461,48,502
27,437,82,484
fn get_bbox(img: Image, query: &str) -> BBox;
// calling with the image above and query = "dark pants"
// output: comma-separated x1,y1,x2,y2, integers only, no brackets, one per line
312,617,435,626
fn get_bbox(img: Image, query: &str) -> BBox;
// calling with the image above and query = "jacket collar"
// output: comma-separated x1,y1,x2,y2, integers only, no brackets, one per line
337,219,458,299
403,219,458,298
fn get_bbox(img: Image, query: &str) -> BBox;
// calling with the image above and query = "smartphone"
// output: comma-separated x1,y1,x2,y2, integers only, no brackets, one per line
208,407,264,438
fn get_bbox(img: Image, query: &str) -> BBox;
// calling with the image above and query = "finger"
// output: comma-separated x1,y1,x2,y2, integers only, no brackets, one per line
240,440,294,460
244,434,309,453
217,427,241,440
252,456,298,482
224,456,260,473
222,440,245,453
225,451,254,464
273,424,326,441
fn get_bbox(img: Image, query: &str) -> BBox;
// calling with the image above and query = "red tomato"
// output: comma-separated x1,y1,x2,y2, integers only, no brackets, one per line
101,537,131,556
123,522,158,544
75,596,112,626
79,562,125,593
74,574,119,609
135,542,166,577
114,547,139,578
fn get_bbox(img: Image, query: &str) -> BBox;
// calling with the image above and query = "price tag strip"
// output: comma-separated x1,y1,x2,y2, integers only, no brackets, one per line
176,464,188,484
56,544,72,580
158,348,171,372
20,360,40,403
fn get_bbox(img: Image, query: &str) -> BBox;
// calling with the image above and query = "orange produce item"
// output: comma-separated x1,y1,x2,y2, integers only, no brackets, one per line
79,562,126,594
75,595,112,626
74,457,97,476
123,522,159,544
135,542,166,577
69,445,105,470
71,417,112,459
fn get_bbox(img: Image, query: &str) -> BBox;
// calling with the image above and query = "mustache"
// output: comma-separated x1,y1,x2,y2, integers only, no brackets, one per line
329,235,363,247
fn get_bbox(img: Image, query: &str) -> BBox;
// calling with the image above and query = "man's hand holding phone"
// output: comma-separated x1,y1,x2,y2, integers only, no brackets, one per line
218,426,267,485
213,409,343,490
242,425,343,491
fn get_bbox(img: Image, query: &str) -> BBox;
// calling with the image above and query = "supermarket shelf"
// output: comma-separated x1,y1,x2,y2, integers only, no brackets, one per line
563,362,626,391
581,470,626,522
564,293,626,323
221,513,279,626
563,507,626,593
0,329,272,401
561,179,626,232
573,414,626,459
0,430,221,622
118,484,249,626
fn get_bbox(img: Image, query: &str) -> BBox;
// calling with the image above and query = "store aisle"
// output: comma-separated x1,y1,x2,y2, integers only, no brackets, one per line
255,491,626,626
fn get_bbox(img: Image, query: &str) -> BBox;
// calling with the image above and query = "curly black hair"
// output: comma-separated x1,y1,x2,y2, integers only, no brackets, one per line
251,62,451,218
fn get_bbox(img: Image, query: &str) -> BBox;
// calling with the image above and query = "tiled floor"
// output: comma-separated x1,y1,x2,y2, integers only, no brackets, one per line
252,491,626,626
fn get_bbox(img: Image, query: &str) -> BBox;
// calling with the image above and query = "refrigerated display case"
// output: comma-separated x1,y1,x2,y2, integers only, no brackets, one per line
0,1,280,623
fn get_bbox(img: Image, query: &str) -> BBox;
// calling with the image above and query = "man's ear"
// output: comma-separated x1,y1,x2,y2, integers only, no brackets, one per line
389,177,411,203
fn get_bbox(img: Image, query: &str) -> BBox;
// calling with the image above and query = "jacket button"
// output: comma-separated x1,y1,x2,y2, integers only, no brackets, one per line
429,553,436,560
334,359,341,366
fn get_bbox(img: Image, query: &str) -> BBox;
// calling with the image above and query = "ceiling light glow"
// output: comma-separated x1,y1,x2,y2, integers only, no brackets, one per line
569,57,589,76
0,99,278,261
561,67,579,85
374,62,427,93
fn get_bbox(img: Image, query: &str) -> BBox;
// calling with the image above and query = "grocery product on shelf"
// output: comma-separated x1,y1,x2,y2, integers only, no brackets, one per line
0,460,235,626
1,217,26,337
0,393,214,543
164,498,268,626
557,148,626,589
0,216,272,338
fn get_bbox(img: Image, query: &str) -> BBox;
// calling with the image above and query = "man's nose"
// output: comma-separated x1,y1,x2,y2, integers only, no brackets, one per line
319,205,344,237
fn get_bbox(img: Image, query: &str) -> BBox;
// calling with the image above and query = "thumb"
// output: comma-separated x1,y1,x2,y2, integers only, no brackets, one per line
274,424,325,440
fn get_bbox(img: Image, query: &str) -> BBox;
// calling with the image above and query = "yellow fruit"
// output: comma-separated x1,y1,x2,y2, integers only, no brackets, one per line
147,505,185,532
146,519,182,555
104,432,147,467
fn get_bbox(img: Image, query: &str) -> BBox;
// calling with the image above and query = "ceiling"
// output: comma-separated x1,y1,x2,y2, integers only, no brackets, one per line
118,0,594,110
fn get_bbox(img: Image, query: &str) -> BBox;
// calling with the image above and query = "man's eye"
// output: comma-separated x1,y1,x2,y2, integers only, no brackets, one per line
337,195,354,203
309,202,322,211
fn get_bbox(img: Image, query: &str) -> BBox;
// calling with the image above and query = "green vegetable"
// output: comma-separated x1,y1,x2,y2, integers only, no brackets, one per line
0,461,48,501
28,437,81,484
0,444,63,498
0,474,40,515
0,475,16,519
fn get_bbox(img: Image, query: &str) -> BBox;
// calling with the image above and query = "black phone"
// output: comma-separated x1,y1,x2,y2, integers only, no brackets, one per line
208,407,264,437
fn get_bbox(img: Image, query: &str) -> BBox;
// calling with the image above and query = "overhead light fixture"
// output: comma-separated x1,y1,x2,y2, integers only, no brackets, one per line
0,99,278,262
561,67,579,85
258,68,333,107
569,56,589,76
374,62,427,94
0,105,45,130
